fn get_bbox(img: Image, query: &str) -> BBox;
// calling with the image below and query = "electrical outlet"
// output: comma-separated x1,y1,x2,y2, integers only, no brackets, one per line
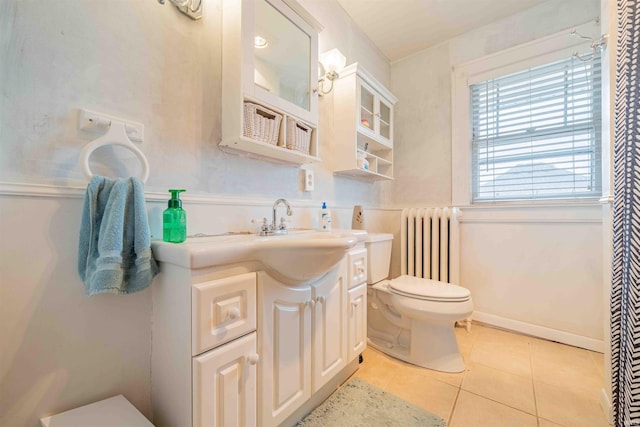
303,169,314,191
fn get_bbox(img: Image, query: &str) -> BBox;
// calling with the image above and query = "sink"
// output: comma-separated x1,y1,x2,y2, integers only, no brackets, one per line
254,231,358,284
152,229,362,285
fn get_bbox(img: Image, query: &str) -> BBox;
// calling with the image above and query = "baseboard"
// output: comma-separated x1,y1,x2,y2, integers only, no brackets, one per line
472,311,605,353
599,388,614,425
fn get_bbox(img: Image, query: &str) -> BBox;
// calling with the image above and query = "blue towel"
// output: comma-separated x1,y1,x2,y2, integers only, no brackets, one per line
78,176,159,296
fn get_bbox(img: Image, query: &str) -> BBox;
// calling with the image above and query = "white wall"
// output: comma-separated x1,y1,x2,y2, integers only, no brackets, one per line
0,195,152,425
0,0,389,425
459,205,603,349
386,0,606,349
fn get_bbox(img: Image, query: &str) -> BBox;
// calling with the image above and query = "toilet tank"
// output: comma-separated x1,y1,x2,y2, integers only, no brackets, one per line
364,233,394,284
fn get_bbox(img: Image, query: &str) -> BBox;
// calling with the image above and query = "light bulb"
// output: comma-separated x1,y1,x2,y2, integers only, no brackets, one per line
255,35,269,49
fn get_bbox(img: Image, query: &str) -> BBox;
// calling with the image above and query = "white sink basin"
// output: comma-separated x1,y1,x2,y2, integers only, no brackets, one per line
152,230,363,285
254,231,358,284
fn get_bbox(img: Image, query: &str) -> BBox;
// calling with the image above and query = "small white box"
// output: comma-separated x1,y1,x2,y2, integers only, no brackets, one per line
40,395,153,427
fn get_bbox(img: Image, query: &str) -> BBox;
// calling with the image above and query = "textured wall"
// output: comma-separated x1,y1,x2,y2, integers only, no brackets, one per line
0,0,389,425
0,0,389,204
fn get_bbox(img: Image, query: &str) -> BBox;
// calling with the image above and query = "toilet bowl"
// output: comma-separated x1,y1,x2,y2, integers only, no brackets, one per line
365,233,473,373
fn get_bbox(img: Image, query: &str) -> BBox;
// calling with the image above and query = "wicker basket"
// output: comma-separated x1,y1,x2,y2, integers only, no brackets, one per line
285,117,312,155
243,102,282,145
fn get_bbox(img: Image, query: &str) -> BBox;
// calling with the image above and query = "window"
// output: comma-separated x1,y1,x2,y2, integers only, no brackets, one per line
470,54,602,202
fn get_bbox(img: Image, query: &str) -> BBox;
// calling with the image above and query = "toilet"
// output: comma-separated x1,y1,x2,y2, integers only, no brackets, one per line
365,233,473,373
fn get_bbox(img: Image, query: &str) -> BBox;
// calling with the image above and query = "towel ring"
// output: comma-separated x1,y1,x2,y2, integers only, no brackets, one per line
80,120,150,183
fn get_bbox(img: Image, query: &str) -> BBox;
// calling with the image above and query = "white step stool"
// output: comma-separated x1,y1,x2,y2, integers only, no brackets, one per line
40,395,153,427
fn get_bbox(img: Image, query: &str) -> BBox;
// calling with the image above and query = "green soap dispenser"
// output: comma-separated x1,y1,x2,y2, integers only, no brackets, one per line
163,189,187,243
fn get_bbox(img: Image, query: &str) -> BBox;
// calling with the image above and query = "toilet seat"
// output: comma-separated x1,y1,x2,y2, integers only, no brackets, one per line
389,275,471,302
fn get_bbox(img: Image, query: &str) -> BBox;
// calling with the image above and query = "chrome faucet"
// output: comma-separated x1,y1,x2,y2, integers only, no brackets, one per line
271,198,293,234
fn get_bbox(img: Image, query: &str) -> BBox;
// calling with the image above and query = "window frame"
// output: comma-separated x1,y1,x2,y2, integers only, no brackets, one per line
452,23,603,206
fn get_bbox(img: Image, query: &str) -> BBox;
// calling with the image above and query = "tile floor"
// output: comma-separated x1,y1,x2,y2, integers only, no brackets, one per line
354,323,610,427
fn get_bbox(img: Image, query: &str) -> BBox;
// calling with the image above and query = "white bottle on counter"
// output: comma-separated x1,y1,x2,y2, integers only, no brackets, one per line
320,202,332,232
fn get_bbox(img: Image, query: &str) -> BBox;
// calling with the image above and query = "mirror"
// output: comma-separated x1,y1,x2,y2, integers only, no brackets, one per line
254,0,311,111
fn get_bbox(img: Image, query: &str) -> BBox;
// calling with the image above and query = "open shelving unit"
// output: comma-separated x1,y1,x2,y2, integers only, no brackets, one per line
331,63,398,180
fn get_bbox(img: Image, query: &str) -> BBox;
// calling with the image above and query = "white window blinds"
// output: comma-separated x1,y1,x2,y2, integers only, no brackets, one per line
470,54,602,202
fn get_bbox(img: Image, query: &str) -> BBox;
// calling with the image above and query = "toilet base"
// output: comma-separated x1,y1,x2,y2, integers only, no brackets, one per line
409,318,466,373
367,319,466,373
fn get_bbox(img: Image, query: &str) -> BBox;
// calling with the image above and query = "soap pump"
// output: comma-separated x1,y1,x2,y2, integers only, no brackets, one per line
320,202,332,232
163,189,187,243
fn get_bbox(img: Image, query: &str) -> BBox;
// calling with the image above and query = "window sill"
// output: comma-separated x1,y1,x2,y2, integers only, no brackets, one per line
461,197,603,209
457,200,604,224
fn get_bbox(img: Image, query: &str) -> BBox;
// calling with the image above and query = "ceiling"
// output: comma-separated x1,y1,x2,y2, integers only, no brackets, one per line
336,0,550,62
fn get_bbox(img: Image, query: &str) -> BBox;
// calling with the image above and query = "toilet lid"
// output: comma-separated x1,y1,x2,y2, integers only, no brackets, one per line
389,275,471,302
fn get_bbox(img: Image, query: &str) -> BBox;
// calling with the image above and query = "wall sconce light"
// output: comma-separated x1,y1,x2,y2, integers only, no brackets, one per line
316,48,347,96
158,0,203,20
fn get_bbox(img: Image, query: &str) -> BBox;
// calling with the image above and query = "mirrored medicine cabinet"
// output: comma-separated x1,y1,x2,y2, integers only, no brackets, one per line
220,0,322,165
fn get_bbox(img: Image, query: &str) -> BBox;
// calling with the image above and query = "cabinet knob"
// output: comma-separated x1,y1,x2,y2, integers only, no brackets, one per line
309,299,316,308
227,307,241,321
247,354,260,365
316,296,325,304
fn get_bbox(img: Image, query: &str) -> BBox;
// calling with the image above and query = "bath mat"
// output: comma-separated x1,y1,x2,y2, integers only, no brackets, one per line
296,377,446,427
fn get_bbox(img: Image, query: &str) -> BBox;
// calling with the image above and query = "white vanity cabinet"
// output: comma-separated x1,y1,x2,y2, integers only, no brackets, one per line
220,0,323,165
331,63,398,180
257,262,348,427
151,230,367,427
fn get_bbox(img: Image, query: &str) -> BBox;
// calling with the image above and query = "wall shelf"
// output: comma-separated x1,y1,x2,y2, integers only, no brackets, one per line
220,135,321,165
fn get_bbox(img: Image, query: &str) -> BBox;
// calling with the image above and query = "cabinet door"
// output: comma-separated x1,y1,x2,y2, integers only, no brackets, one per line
358,80,377,136
348,284,368,361
311,265,347,393
193,332,258,427
377,97,393,145
258,272,312,427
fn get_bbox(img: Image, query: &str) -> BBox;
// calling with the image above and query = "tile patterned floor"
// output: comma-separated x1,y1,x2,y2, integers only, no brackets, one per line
354,324,610,427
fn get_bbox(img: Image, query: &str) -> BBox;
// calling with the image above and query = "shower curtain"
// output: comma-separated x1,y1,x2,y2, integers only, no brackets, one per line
611,0,640,425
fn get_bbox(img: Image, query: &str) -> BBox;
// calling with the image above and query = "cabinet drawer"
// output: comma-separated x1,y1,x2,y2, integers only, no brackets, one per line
192,272,257,356
347,248,367,289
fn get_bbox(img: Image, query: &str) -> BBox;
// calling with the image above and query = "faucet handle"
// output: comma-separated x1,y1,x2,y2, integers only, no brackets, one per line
278,217,288,230
252,218,270,235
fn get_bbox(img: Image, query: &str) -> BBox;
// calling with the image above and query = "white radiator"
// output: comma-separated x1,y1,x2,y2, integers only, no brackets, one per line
400,207,460,284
